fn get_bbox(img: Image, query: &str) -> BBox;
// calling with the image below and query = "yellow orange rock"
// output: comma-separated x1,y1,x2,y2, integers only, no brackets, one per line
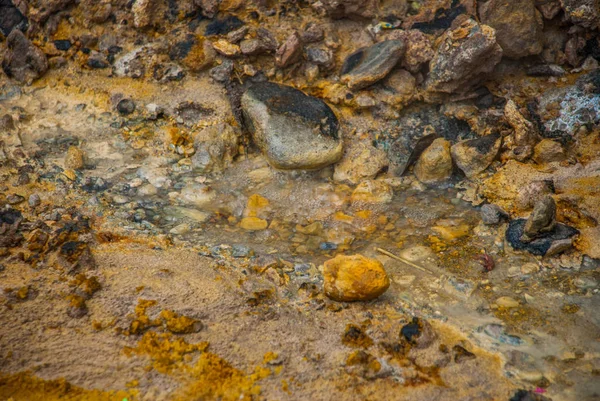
351,180,393,204
239,217,268,231
64,146,85,170
323,254,390,302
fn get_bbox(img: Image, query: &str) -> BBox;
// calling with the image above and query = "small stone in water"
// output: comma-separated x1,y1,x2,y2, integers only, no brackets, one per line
240,217,268,231
320,242,337,251
496,296,520,308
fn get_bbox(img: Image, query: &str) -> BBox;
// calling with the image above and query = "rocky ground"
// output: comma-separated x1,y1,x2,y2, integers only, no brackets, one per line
1,0,599,400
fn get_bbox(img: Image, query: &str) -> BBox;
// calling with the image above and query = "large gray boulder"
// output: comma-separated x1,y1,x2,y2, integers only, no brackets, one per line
241,82,343,170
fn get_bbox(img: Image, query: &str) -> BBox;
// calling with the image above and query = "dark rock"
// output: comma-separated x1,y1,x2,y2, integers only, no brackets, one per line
400,317,436,349
275,32,303,68
506,219,578,256
205,15,244,36
117,99,136,115
509,389,553,401
340,40,405,90
451,132,502,177
425,18,503,93
241,81,342,169
0,0,28,36
87,52,109,69
478,0,543,59
54,40,72,51
526,64,566,77
2,30,48,84
521,196,556,242
408,1,469,34
481,204,509,225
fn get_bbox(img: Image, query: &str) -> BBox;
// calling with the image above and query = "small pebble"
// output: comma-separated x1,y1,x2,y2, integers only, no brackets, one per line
28,194,41,207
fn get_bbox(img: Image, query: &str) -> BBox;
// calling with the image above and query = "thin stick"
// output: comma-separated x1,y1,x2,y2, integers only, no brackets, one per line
376,248,435,275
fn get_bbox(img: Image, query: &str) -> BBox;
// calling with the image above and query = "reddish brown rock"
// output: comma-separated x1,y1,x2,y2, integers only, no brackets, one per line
275,32,303,68
2,30,48,84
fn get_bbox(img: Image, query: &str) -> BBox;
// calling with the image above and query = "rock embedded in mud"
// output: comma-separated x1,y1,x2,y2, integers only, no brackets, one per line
333,141,388,185
425,18,503,93
340,40,405,90
451,132,502,177
390,30,434,73
400,317,436,349
241,81,342,170
478,0,543,59
414,138,453,185
323,254,390,302
2,30,48,85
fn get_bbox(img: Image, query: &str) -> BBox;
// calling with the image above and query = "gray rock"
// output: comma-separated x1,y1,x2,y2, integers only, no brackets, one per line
521,196,556,242
241,82,342,170
117,99,136,115
481,204,509,225
451,132,502,177
2,30,48,84
306,47,334,69
209,59,234,83
340,40,405,90
425,18,503,93
28,194,41,207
